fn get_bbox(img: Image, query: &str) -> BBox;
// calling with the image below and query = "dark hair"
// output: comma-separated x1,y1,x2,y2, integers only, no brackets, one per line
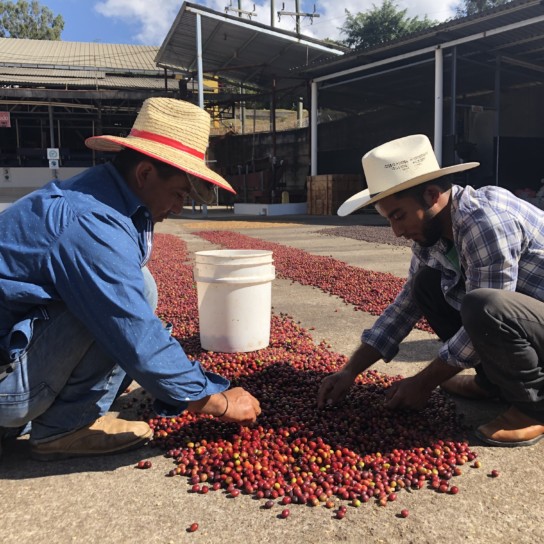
393,175,453,206
112,148,182,180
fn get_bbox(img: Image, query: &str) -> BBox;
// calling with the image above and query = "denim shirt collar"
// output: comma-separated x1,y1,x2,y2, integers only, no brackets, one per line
102,162,149,220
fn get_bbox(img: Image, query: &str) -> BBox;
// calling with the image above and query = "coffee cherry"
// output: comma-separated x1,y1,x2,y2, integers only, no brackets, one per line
145,234,481,520
490,470,500,478
281,509,290,519
187,523,198,533
400,509,409,518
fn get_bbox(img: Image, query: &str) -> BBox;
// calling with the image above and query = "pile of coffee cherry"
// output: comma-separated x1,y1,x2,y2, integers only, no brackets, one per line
140,234,481,518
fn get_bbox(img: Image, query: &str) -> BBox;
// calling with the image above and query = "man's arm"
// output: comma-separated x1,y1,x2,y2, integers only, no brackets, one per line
384,357,462,410
317,343,382,408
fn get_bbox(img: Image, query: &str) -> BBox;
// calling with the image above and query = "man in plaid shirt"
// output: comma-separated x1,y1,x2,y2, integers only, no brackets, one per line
318,134,544,447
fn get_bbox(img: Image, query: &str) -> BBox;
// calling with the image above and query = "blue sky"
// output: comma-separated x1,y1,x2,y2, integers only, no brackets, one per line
39,1,457,46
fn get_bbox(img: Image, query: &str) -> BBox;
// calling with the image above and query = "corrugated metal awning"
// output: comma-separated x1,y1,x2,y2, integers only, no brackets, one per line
154,1,346,92
0,38,160,73
301,0,544,113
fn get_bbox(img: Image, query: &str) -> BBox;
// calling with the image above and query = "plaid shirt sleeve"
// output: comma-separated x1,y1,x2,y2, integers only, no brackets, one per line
361,255,423,362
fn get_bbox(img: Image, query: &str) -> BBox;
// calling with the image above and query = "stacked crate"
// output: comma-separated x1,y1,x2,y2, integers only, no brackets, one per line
306,174,363,215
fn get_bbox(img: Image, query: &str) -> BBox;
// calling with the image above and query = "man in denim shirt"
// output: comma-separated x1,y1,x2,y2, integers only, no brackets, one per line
318,134,544,447
0,98,261,461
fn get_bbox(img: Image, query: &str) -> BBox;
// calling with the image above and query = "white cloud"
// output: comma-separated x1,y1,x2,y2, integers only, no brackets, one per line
306,1,457,42
94,0,180,45
207,1,457,41
93,0,458,46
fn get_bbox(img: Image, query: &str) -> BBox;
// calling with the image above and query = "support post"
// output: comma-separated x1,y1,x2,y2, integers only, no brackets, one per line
48,104,55,148
434,47,444,164
310,80,318,176
196,13,204,109
494,56,501,185
450,46,457,163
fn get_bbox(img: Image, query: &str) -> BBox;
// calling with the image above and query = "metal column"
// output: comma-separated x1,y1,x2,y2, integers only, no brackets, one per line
48,104,55,148
434,47,444,164
494,57,501,185
310,80,318,176
196,14,204,109
450,47,457,163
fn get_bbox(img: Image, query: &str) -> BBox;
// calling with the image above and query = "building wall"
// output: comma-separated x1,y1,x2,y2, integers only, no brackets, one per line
0,166,86,211
210,102,438,202
211,127,310,203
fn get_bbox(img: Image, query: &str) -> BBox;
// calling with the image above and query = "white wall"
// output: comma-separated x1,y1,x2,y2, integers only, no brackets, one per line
234,202,307,216
0,167,87,209
0,166,86,188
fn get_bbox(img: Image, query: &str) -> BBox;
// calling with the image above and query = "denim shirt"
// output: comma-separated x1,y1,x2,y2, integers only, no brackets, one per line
0,162,228,414
362,184,544,369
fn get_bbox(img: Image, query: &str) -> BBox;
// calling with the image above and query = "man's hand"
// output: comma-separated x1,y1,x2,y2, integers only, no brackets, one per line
317,343,382,409
384,375,434,411
317,370,356,409
219,387,261,424
188,387,261,424
384,358,460,410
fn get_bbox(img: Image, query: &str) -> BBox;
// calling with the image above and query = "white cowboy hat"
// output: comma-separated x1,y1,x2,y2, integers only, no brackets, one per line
337,134,479,217
85,97,235,204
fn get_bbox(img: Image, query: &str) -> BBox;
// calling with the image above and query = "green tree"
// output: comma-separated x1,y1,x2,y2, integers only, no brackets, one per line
0,0,64,40
455,0,510,17
340,0,437,50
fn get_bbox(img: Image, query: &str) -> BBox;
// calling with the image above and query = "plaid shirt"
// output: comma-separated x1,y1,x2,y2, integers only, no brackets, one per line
362,184,544,368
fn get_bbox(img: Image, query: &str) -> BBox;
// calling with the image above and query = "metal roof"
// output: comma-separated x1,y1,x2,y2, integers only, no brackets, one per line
0,38,181,92
0,37,160,73
154,1,347,93
302,0,544,113
0,72,179,90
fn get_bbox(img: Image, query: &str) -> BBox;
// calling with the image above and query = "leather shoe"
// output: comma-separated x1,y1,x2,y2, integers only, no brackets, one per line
31,415,153,461
475,406,544,447
440,374,495,400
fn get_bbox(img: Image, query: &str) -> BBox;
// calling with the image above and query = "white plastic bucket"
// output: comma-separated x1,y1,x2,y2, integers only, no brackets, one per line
194,249,275,352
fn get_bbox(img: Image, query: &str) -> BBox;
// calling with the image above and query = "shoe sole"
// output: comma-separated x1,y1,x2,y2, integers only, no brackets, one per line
474,429,544,447
30,434,152,461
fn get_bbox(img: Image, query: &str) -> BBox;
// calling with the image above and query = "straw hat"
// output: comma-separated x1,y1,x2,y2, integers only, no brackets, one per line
85,98,235,203
337,134,479,217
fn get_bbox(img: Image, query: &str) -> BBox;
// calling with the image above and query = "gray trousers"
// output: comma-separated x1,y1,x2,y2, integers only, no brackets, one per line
413,267,544,422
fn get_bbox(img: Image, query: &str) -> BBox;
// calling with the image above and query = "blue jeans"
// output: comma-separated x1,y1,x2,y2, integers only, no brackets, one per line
0,267,158,442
